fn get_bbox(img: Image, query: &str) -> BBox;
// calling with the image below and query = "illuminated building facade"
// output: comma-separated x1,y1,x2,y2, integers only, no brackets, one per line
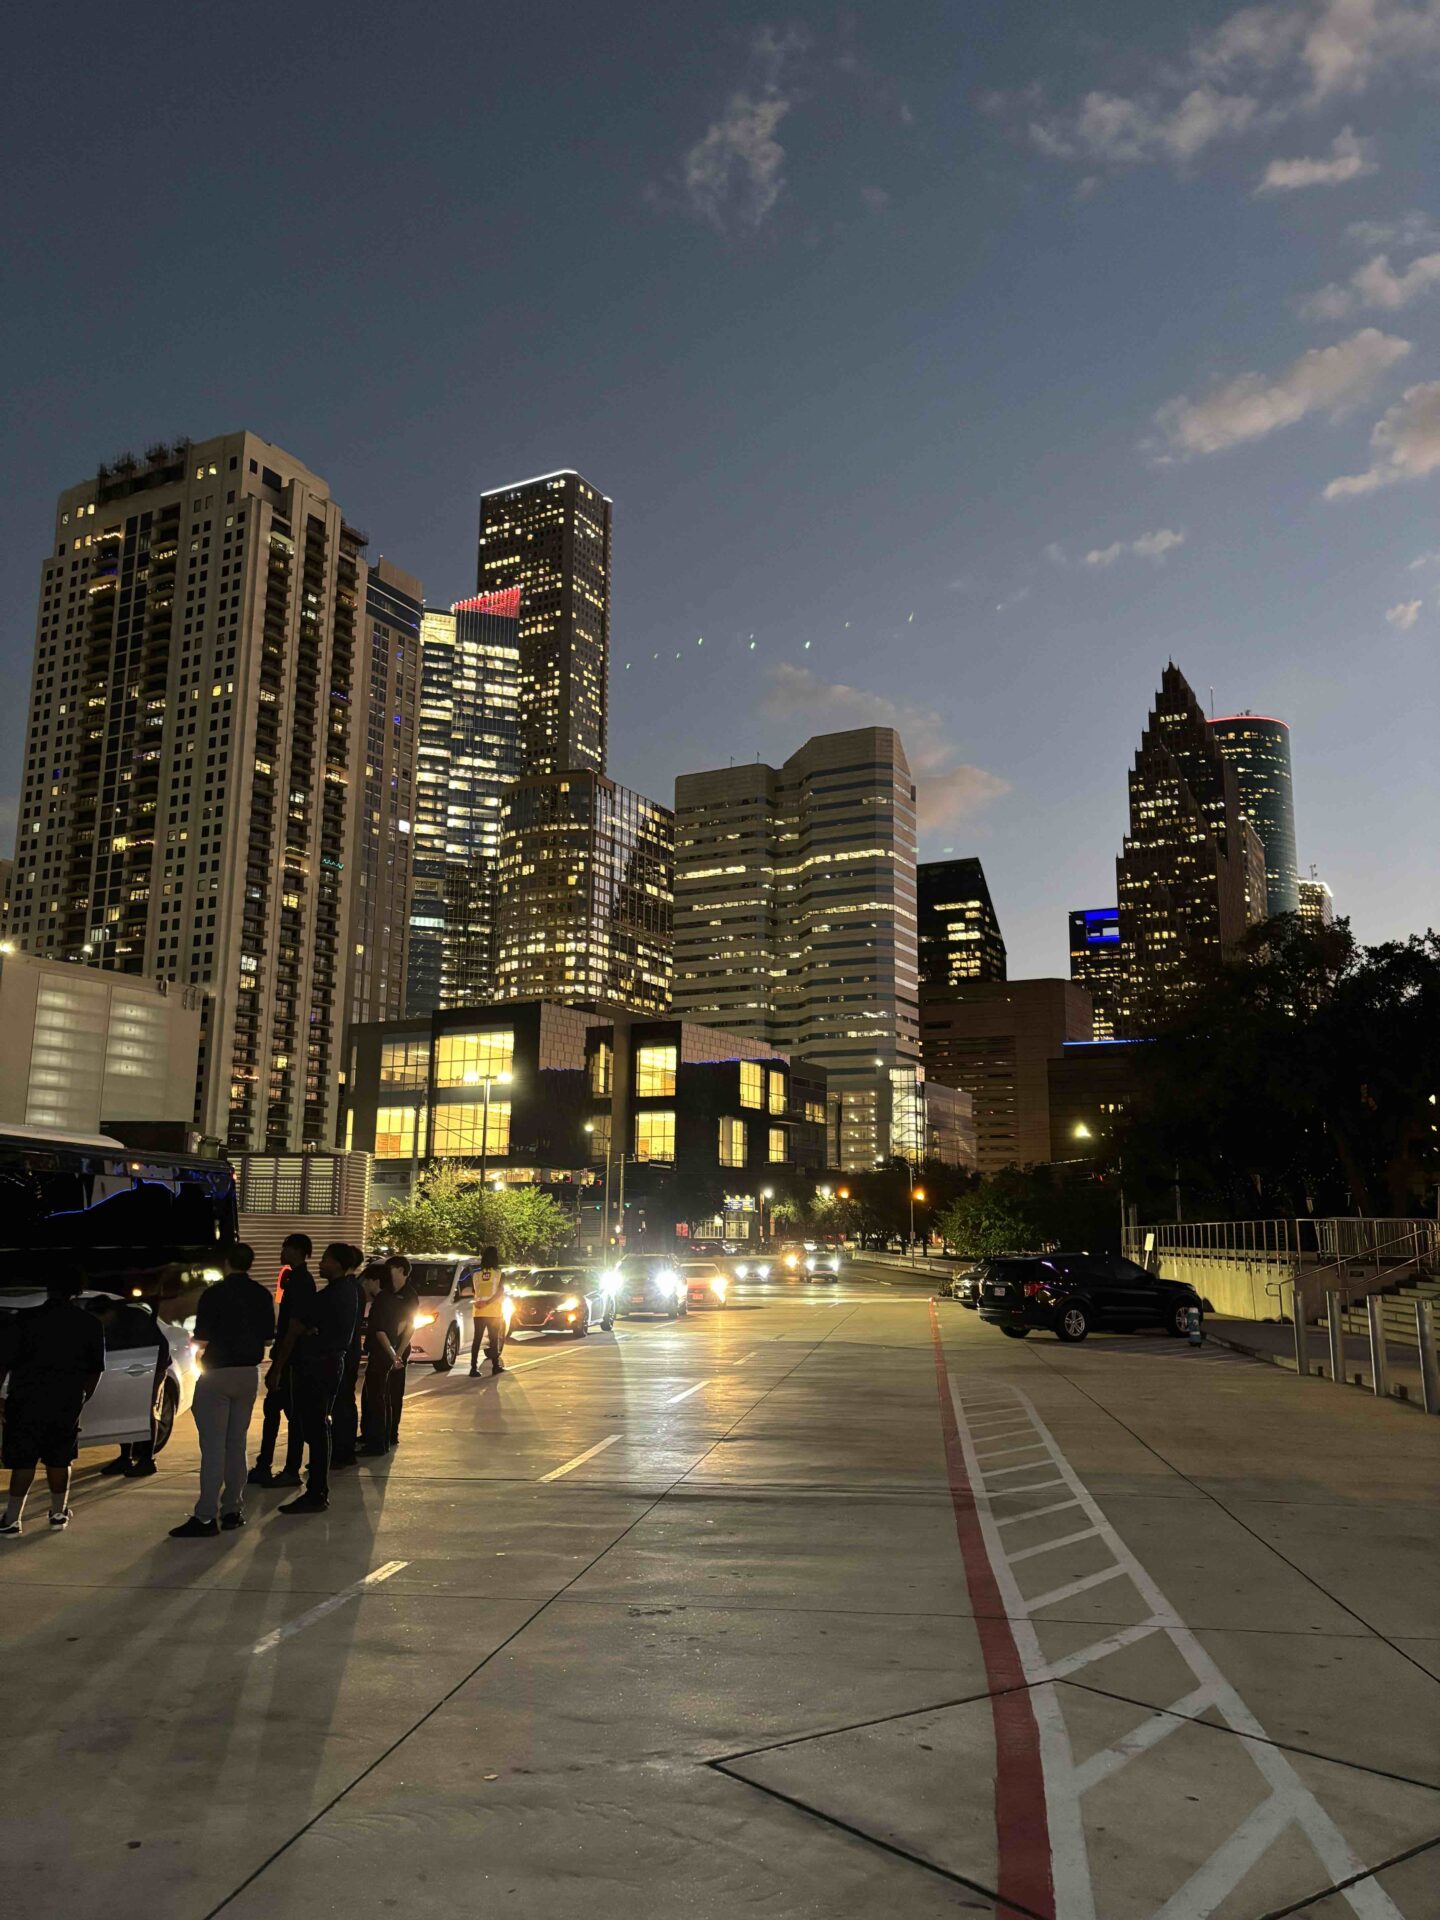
476,471,610,776
10,432,382,1151
917,857,1006,985
1298,876,1335,929
921,979,1092,1174
673,727,920,1170
492,771,673,1014
347,558,422,1028
1068,906,1123,1040
405,592,522,1014
1116,663,1267,1036
1209,712,1299,916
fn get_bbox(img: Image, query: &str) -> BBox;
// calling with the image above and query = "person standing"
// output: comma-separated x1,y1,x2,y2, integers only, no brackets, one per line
0,1264,104,1537
468,1245,507,1377
272,1242,363,1516
249,1232,315,1488
95,1296,168,1480
359,1260,414,1457
384,1257,417,1447
331,1253,378,1470
168,1245,276,1540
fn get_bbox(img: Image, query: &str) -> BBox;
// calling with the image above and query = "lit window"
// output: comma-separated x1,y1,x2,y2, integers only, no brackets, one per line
375,1105,423,1159
718,1117,746,1168
380,1036,429,1088
431,1100,510,1157
589,1041,612,1095
635,1111,675,1162
635,1043,677,1097
740,1060,764,1109
767,1067,786,1115
435,1028,514,1088
768,1127,787,1164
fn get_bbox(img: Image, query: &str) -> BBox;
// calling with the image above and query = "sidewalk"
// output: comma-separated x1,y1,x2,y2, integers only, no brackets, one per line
1208,1315,1430,1404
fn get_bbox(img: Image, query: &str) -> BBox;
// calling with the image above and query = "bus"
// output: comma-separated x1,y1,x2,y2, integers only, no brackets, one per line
0,1122,237,1318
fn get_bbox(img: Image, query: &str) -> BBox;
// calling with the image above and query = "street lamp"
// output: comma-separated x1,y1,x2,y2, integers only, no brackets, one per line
1073,1121,1093,1141
910,1185,927,1265
759,1185,775,1246
584,1119,614,1256
479,1069,513,1186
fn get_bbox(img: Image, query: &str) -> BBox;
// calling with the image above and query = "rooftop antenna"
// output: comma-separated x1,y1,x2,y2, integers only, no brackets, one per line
1209,686,1214,719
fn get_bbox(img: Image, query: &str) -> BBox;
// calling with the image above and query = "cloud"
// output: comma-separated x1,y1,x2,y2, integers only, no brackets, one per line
1324,378,1440,495
1302,249,1440,318
669,25,808,234
1385,598,1424,628
1199,0,1440,101
1155,328,1410,455
1347,210,1439,249
1408,550,1440,568
761,664,1009,829
1033,84,1259,166
1084,528,1186,566
1042,542,1069,566
1255,125,1375,190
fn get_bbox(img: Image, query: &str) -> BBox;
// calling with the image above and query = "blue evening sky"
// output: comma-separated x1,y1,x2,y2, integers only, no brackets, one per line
3,0,1436,971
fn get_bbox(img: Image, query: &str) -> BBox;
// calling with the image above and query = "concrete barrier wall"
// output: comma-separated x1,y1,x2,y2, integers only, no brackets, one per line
1154,1254,1290,1320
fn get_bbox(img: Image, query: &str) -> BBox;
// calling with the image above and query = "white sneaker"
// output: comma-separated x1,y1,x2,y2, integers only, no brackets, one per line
0,1515,22,1537
48,1509,72,1530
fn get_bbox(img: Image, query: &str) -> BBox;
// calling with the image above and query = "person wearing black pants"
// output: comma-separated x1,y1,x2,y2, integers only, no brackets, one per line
330,1259,378,1469
384,1258,417,1445
269,1243,364,1516
468,1245,507,1377
359,1260,414,1456
250,1233,315,1488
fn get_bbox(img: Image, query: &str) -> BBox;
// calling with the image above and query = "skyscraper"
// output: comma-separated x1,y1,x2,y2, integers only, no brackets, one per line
348,558,422,1028
674,727,920,1170
11,433,388,1150
1210,712,1299,916
406,592,522,1014
1116,663,1267,1036
476,471,611,775
492,771,673,1013
917,857,1006,985
1068,907,1122,1040
1298,875,1335,929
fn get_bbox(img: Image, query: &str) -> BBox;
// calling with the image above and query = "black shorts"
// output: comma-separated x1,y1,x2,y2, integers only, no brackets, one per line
2,1398,84,1470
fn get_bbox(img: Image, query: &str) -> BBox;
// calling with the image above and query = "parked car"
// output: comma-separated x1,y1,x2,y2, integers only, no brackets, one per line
507,1266,616,1336
393,1256,482,1371
611,1255,688,1319
976,1254,1203,1343
681,1259,730,1310
0,1288,197,1452
941,1266,982,1308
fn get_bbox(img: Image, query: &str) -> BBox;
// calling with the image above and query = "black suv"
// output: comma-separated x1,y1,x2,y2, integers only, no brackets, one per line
976,1253,1203,1343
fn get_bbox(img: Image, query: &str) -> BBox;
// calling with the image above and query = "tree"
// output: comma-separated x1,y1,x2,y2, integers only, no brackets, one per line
372,1163,572,1263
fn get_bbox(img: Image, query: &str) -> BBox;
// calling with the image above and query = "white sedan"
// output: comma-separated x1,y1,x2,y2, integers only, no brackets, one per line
389,1256,482,1371
0,1289,198,1453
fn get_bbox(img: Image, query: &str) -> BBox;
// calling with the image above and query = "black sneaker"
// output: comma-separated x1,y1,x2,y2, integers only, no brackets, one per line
271,1468,304,1487
220,1511,246,1531
247,1465,275,1487
278,1494,329,1516
124,1459,158,1478
169,1516,219,1539
48,1509,73,1530
0,1515,22,1538
99,1455,131,1477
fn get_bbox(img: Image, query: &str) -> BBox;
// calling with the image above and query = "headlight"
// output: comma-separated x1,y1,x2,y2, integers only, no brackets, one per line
657,1268,678,1288
557,1297,580,1311
502,1299,515,1327
735,1263,750,1277
712,1276,728,1299
785,1255,798,1269
757,1263,771,1278
412,1311,436,1329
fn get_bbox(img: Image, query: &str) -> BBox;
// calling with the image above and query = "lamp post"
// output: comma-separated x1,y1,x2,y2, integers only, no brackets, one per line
759,1186,774,1247
910,1183,926,1266
584,1120,614,1258
479,1069,513,1187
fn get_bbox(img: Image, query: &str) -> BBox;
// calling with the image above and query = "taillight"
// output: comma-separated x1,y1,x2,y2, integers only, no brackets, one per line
1022,1281,1046,1299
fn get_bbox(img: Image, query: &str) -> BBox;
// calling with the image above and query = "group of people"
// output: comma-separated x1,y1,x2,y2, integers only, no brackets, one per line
0,1238,510,1540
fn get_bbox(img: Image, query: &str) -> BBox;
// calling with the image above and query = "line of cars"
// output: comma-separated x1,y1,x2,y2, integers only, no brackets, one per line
942,1251,1205,1342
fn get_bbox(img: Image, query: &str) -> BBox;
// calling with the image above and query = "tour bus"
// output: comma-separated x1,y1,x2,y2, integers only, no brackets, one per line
0,1122,237,1315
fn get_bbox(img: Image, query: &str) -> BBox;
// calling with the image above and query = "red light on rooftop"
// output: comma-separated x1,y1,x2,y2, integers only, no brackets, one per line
453,586,522,618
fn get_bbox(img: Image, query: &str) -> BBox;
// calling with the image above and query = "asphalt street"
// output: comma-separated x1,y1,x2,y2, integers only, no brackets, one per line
1,1263,1436,1920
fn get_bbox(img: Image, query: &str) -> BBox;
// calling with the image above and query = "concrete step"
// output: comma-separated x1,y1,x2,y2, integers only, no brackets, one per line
1337,1275,1440,1346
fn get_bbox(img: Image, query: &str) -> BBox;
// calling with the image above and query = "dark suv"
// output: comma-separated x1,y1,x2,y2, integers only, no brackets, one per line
976,1253,1203,1343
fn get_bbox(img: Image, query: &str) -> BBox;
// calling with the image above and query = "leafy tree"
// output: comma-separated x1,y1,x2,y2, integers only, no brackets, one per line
372,1163,572,1262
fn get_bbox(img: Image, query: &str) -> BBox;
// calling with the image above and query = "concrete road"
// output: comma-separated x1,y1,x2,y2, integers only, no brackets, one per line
1,1264,1436,1919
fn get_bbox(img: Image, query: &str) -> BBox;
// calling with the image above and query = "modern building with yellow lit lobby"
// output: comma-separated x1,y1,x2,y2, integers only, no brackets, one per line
344,999,829,1249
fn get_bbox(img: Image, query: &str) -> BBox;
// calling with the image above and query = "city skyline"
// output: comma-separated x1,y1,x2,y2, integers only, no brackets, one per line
1,3,1435,981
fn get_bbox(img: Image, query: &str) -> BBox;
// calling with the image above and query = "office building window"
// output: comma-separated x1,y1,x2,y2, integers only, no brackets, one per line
740,1060,763,1109
430,1099,510,1157
375,1105,424,1159
635,1110,675,1162
589,1041,612,1096
379,1036,428,1088
767,1067,786,1115
635,1043,677,1097
586,1114,611,1162
435,1028,514,1089
718,1117,746,1168
768,1126,787,1164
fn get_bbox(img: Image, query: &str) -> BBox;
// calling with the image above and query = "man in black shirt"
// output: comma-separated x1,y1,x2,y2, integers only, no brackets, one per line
330,1257,380,1470
169,1244,276,1540
249,1233,315,1488
272,1242,365,1515
359,1260,415,1457
1,1264,105,1537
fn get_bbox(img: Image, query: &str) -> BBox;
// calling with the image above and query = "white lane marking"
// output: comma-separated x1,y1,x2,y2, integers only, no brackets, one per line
539,1434,621,1482
996,1497,1083,1529
733,1352,759,1365
1006,1527,1101,1564
665,1380,711,1406
248,1561,407,1656
950,1382,1405,1920
1021,1563,1129,1613
1073,1685,1214,1795
974,1441,1049,1462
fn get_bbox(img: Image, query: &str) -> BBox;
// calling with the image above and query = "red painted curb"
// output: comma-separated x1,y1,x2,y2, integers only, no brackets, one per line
929,1300,1054,1919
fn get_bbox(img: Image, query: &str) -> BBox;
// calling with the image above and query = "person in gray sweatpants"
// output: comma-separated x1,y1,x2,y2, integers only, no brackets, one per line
169,1246,276,1540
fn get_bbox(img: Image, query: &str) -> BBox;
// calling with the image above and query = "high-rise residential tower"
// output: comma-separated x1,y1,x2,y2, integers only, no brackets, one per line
1068,906,1123,1040
917,858,1006,985
674,727,920,1170
1116,663,1267,1036
1210,712,1299,916
476,471,611,776
405,592,522,1014
11,434,396,1151
347,558,422,1029
492,771,673,1013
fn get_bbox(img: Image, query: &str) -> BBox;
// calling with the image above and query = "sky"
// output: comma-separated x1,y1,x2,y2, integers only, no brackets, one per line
2,0,1436,974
